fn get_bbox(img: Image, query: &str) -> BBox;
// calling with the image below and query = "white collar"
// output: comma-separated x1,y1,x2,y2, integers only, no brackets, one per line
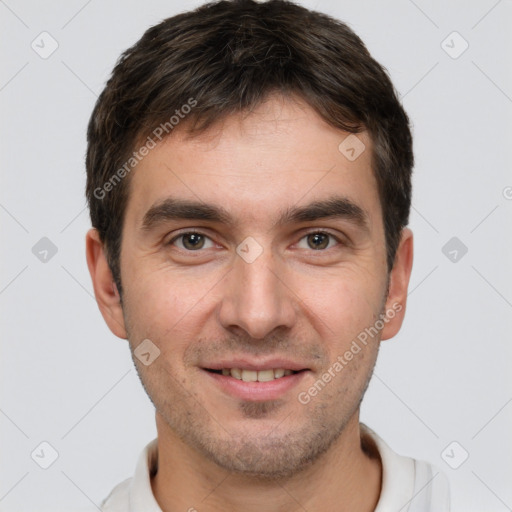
101,423,449,511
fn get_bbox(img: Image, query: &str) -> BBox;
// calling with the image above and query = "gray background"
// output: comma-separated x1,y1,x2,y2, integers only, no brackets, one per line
1,0,511,510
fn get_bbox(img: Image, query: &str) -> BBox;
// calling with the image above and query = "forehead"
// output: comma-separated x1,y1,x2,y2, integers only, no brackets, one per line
124,96,380,230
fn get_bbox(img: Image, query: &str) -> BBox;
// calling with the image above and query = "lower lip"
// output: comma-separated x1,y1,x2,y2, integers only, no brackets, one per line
202,369,309,401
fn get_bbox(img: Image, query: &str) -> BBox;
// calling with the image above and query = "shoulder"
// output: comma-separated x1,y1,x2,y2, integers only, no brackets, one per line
409,458,451,512
98,437,160,511
361,424,451,512
100,477,132,511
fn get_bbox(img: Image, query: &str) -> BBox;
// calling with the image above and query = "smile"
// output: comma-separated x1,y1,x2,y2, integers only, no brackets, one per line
206,368,298,381
202,365,309,401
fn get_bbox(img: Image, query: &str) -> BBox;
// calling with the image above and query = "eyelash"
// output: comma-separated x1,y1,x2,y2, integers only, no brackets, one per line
167,229,344,252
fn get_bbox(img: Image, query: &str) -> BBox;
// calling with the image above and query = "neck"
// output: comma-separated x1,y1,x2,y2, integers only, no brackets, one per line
151,413,382,512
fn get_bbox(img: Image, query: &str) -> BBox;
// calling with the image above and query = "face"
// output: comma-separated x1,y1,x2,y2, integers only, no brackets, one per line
88,94,412,478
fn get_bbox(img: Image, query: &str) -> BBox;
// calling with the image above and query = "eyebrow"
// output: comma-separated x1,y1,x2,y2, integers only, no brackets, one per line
141,196,369,232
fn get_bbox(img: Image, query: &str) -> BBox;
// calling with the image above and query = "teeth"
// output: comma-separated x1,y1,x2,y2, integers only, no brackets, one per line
221,368,295,381
231,368,242,380
257,369,275,382
241,370,257,382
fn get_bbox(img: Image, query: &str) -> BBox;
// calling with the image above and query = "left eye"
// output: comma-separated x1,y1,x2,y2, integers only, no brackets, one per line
297,232,339,250
170,232,215,251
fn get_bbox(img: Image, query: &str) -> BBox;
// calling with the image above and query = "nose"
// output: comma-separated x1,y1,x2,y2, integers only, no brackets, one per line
217,245,297,340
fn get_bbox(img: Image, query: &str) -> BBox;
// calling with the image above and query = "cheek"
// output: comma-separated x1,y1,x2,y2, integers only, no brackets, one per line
122,281,195,395
122,264,225,367
124,258,204,323
294,267,386,345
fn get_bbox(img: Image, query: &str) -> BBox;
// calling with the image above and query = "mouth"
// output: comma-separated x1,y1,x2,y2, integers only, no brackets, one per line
201,362,310,401
204,367,302,382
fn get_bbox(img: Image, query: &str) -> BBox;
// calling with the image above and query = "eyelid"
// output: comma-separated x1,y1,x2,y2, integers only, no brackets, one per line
300,228,343,238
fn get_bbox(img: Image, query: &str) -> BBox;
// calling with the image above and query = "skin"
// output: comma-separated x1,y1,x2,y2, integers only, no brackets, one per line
86,94,413,512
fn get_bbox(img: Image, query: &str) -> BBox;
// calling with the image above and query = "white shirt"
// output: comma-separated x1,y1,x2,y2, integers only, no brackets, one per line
100,424,450,511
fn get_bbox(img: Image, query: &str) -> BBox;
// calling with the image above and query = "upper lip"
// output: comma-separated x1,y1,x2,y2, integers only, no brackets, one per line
202,358,310,372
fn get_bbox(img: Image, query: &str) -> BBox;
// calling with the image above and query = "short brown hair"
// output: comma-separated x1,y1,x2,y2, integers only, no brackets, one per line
86,0,413,296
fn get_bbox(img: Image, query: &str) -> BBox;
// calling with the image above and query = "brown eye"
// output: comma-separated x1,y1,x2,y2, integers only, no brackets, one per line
306,232,331,250
170,232,214,251
182,233,205,250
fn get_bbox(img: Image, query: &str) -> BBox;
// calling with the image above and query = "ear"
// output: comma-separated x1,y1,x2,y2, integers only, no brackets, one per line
380,227,414,341
85,228,127,339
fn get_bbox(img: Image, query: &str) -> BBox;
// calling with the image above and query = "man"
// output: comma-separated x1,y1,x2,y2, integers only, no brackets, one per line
85,0,450,510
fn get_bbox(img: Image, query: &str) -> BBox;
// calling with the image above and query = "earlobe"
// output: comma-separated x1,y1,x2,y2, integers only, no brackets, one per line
85,228,127,339
380,228,414,341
